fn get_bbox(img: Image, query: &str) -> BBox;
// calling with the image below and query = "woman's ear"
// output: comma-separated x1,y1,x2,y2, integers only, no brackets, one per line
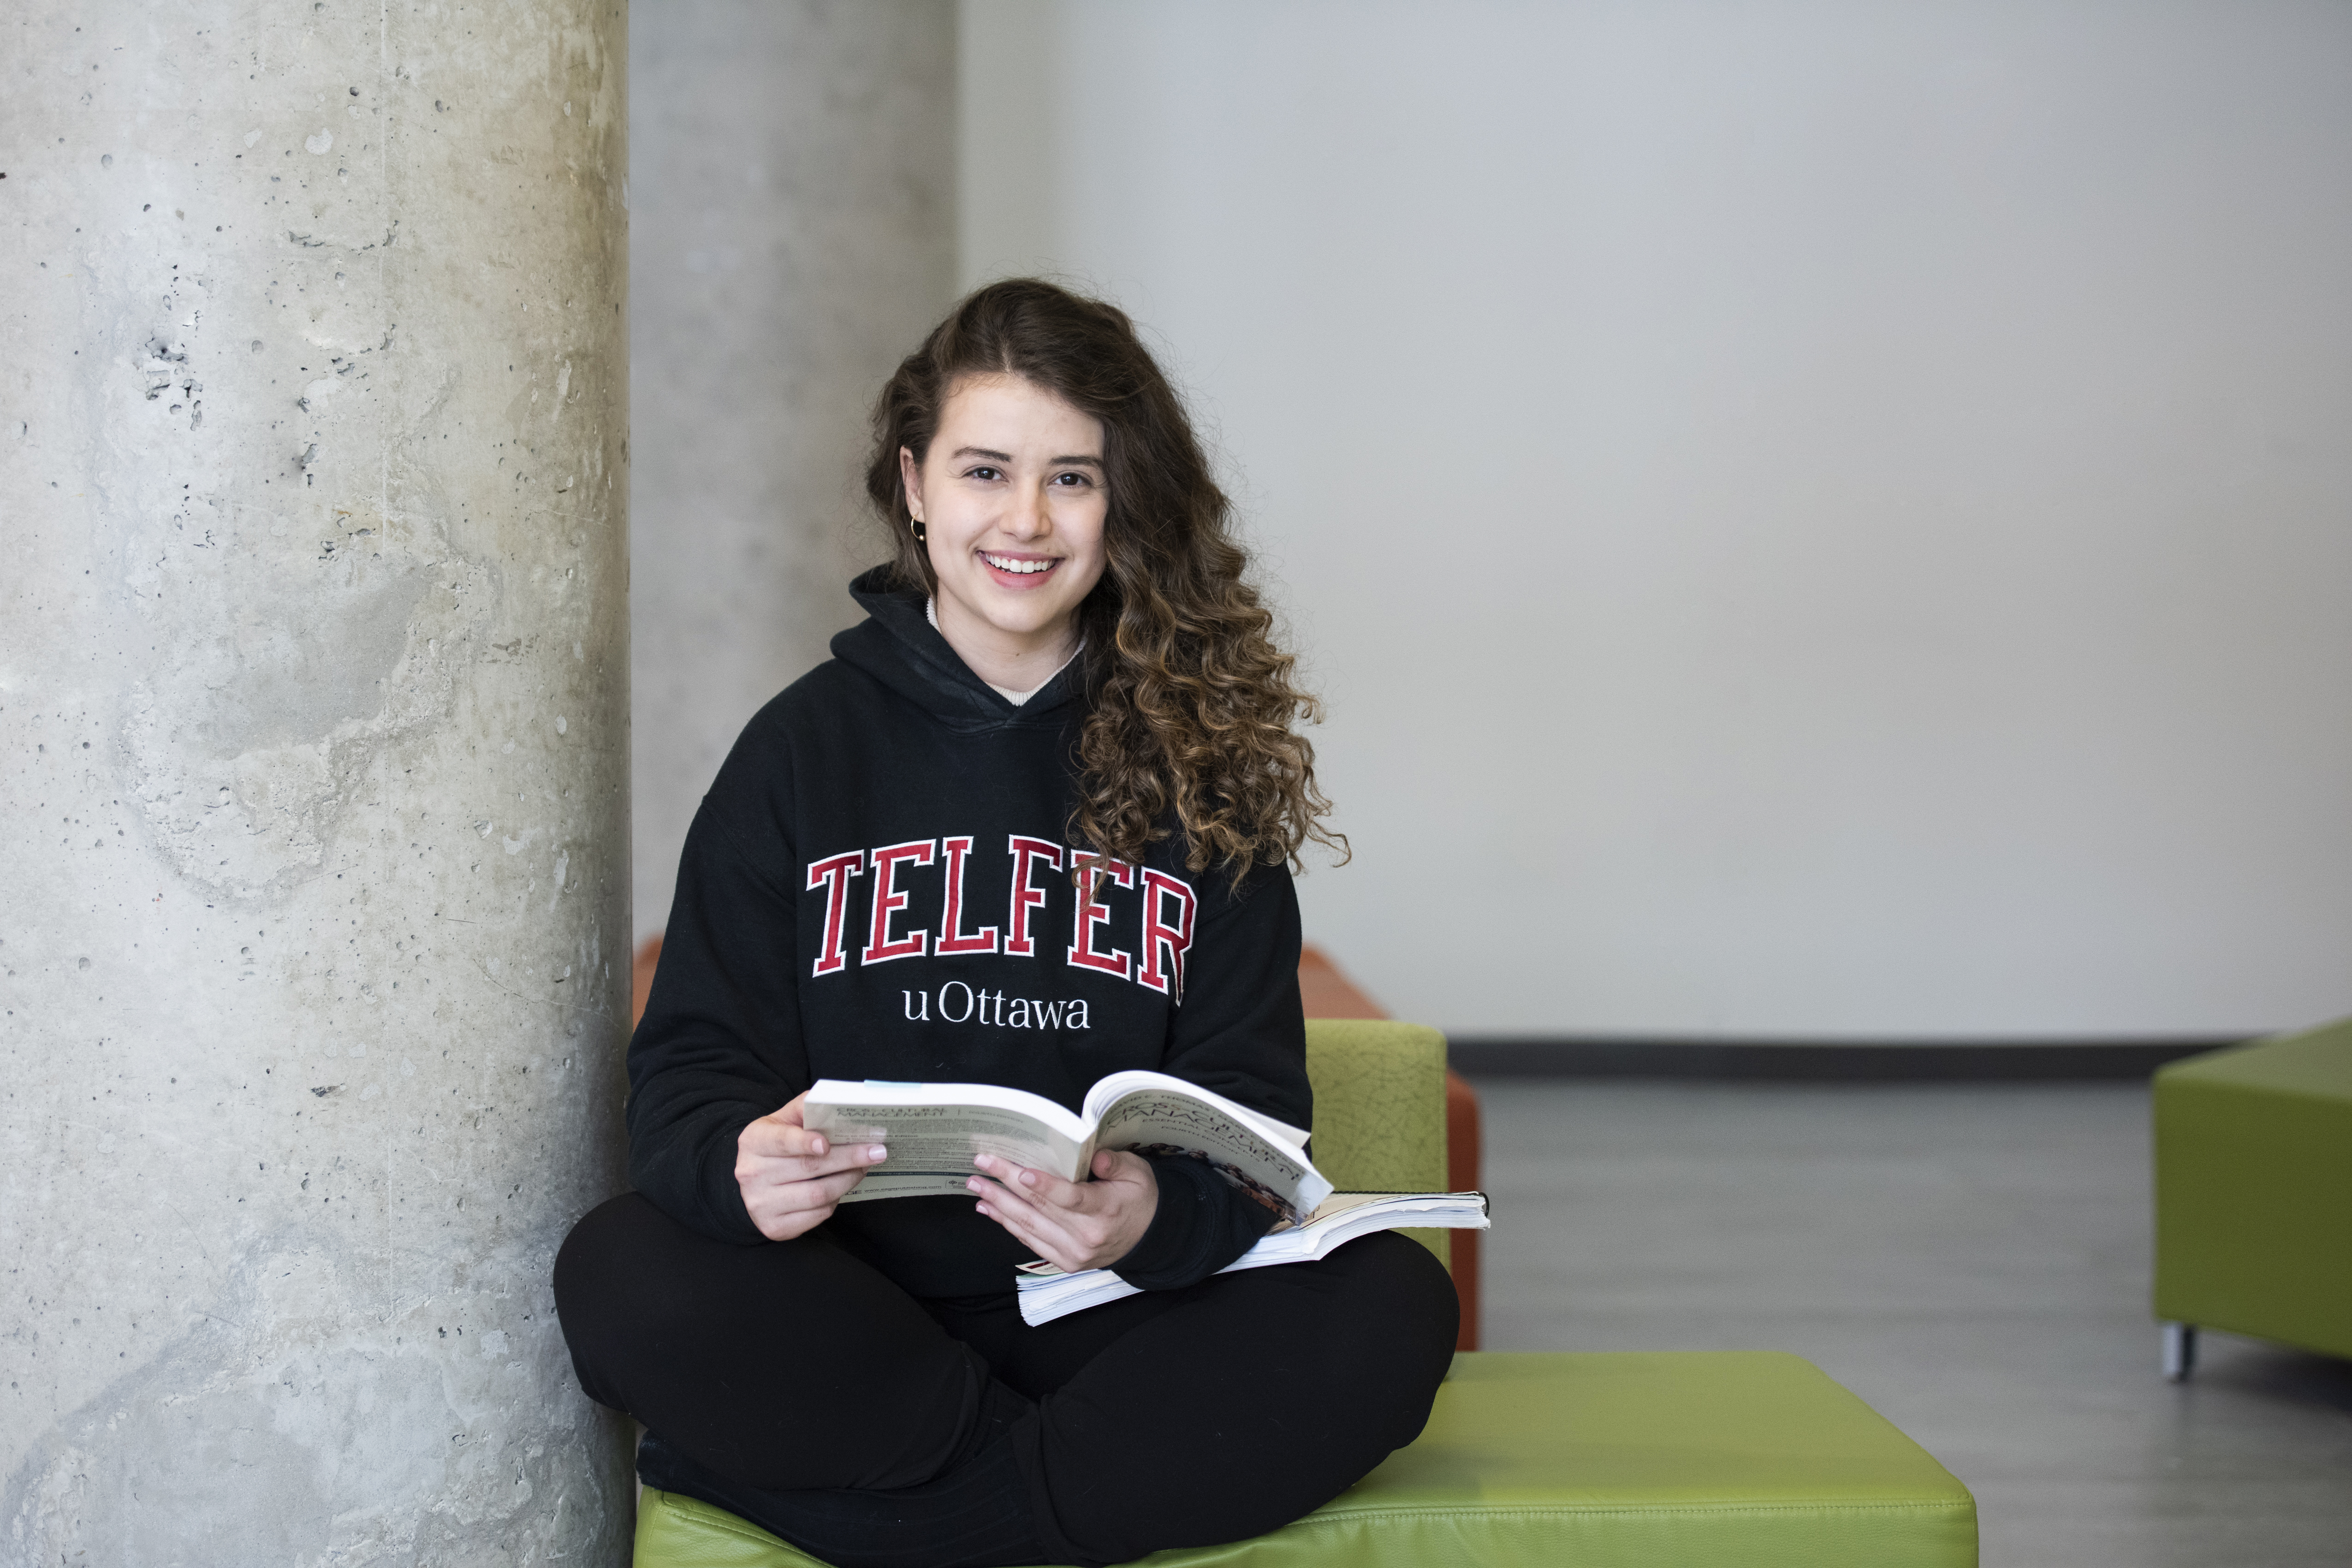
898,445,923,522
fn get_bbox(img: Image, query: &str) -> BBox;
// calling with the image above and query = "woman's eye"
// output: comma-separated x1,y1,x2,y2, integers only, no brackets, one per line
963,466,1003,482
1050,471,1093,487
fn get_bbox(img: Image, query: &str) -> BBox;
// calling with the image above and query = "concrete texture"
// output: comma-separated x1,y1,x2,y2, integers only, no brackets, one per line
1,3,633,1562
630,0,955,942
1478,1081,2352,1568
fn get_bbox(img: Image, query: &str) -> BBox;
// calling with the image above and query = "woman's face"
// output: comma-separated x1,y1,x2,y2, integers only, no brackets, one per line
902,374,1110,661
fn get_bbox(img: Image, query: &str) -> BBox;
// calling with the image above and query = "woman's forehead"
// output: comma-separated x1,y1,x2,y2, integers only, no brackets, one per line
938,373,1103,454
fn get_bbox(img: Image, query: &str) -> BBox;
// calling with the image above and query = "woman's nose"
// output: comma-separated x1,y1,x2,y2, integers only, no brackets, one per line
1002,486,1051,539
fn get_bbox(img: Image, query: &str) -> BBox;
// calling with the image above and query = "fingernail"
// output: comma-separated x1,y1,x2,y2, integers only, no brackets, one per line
868,1145,888,1163
1019,1170,1037,1188
810,1137,827,1156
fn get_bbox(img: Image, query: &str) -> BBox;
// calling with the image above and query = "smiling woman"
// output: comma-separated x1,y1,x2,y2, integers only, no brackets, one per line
553,279,1456,1568
868,279,1347,885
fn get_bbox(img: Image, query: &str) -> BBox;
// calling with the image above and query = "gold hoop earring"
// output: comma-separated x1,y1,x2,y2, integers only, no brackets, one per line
909,516,927,545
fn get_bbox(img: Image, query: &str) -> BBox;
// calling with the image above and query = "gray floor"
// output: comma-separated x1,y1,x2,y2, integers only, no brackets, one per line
1472,1080,2352,1568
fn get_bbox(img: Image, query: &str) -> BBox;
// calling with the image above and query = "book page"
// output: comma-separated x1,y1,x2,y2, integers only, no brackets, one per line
805,1091,1089,1193
1090,1087,1333,1224
1282,1191,1402,1231
836,1170,983,1204
1081,1069,1311,1150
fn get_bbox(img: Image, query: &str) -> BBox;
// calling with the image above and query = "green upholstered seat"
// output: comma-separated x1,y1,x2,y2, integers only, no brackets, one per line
1301,1019,1450,1268
2154,1019,2352,1364
636,1351,1977,1568
630,1020,1977,1566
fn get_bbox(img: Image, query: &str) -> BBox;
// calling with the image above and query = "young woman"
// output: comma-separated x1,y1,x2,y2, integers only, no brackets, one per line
554,280,1457,1568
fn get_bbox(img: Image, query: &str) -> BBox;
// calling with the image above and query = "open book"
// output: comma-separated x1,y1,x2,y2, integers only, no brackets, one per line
804,1071,1334,1225
1013,1190,1492,1326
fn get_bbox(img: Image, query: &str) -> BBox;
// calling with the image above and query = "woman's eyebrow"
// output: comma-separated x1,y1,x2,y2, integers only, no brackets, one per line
949,445,1103,469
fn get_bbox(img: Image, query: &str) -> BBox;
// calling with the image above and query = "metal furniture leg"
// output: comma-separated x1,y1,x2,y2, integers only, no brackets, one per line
2162,1321,2198,1382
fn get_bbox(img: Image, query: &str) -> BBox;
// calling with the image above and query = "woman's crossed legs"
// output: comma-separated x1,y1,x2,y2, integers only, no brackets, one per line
554,1194,1458,1567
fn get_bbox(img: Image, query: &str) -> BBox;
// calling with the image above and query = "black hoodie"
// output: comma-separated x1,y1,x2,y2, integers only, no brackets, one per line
627,569,1307,1298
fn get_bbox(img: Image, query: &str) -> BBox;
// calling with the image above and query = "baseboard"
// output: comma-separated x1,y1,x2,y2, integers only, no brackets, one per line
1446,1037,2245,1081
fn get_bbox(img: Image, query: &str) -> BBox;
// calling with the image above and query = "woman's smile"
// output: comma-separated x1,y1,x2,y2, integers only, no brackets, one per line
980,550,1063,582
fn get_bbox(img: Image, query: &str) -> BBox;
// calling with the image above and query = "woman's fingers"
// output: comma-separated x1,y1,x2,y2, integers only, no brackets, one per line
741,1120,886,1182
968,1152,1158,1272
1092,1149,1153,1186
973,1155,1094,1211
967,1166,1084,1246
733,1093,892,1241
968,1170,1049,1229
973,1185,1080,1271
970,1168,1107,1269
792,1141,887,1180
742,1118,827,1159
745,1163,876,1240
750,1169,864,1226
742,1114,875,1168
777,1163,872,1211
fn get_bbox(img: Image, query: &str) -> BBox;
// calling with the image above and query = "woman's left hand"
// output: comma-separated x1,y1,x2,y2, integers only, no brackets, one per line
969,1150,1158,1273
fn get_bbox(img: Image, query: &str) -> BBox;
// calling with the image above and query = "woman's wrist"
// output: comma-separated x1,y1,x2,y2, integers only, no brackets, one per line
1110,1151,1277,1291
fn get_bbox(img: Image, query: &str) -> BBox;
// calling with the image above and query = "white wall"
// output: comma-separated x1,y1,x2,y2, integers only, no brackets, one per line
959,0,2352,1038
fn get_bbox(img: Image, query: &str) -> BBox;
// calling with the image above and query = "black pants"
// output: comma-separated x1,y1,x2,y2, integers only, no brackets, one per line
554,1194,1458,1565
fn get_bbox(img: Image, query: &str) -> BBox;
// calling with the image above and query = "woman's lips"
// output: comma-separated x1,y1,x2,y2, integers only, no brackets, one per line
980,552,1061,590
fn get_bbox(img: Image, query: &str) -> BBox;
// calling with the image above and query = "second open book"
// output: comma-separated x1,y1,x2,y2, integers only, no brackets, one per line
1014,1189,1491,1326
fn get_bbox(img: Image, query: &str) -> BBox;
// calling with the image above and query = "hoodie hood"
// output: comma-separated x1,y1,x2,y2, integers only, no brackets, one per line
833,565,1088,730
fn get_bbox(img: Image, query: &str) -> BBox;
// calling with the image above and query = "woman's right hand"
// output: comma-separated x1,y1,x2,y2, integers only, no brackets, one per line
734,1090,890,1241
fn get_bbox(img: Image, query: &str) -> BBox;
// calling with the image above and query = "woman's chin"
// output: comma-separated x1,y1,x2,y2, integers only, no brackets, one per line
940,583,1082,644
977,604,1077,644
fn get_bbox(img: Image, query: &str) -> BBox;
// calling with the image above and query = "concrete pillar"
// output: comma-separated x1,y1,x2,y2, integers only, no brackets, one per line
2,3,632,1561
630,0,955,943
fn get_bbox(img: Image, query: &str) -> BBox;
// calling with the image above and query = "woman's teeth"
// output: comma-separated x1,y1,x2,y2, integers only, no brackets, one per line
982,553,1055,575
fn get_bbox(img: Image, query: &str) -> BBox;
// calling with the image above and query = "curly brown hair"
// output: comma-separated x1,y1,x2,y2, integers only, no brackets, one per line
864,279,1345,884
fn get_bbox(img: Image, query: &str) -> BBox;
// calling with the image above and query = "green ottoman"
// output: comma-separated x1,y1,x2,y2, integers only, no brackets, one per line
2154,1018,2352,1378
634,1351,1976,1568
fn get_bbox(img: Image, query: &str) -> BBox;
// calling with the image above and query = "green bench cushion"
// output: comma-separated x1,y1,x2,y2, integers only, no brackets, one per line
2154,1018,2352,1359
1301,1020,1450,1269
635,1350,1977,1568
